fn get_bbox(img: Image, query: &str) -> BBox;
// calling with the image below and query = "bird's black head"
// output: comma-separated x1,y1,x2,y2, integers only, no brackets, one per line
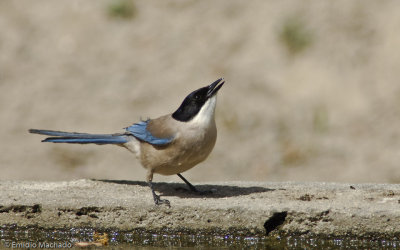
172,78,224,122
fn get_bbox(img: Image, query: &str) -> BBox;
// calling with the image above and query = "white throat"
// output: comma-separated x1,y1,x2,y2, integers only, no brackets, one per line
189,95,217,128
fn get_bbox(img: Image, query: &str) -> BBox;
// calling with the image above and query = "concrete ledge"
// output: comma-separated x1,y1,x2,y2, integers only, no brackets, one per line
0,179,399,238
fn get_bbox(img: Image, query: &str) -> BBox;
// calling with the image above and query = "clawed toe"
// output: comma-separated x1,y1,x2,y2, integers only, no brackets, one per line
153,193,170,207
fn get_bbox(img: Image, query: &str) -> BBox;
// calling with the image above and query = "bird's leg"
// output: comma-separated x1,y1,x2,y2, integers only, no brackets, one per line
177,173,212,195
177,173,198,192
148,181,170,206
147,170,170,206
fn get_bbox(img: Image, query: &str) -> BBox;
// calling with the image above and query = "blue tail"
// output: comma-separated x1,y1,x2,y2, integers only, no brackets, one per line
29,129,128,145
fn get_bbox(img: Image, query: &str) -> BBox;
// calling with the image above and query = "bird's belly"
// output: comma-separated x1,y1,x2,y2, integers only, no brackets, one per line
154,146,212,175
140,131,216,176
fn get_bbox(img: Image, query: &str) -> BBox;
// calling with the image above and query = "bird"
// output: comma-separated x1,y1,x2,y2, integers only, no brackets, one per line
29,78,225,206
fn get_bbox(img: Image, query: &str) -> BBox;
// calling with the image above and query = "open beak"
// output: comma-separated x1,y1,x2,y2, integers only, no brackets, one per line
207,78,225,98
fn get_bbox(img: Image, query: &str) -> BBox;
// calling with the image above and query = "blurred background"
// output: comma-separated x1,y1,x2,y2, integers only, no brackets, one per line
1,0,400,183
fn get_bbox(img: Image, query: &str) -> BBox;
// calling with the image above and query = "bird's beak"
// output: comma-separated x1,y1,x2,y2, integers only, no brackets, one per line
207,78,225,98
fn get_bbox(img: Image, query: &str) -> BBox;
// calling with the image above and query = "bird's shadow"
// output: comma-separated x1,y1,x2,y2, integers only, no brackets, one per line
95,179,276,199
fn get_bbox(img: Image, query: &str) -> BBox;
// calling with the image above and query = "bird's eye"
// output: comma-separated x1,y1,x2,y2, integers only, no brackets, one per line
194,95,199,100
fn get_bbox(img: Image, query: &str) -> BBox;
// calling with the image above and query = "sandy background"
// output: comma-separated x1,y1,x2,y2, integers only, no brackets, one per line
1,0,400,184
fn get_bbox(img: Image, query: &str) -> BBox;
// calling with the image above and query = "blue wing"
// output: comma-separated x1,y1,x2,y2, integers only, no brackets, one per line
125,120,174,145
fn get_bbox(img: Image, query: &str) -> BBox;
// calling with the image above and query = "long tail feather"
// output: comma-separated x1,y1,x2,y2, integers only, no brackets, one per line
29,129,128,145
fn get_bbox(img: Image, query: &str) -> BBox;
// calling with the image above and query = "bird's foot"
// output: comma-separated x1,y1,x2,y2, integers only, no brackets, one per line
153,193,170,207
148,180,170,207
176,173,213,195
